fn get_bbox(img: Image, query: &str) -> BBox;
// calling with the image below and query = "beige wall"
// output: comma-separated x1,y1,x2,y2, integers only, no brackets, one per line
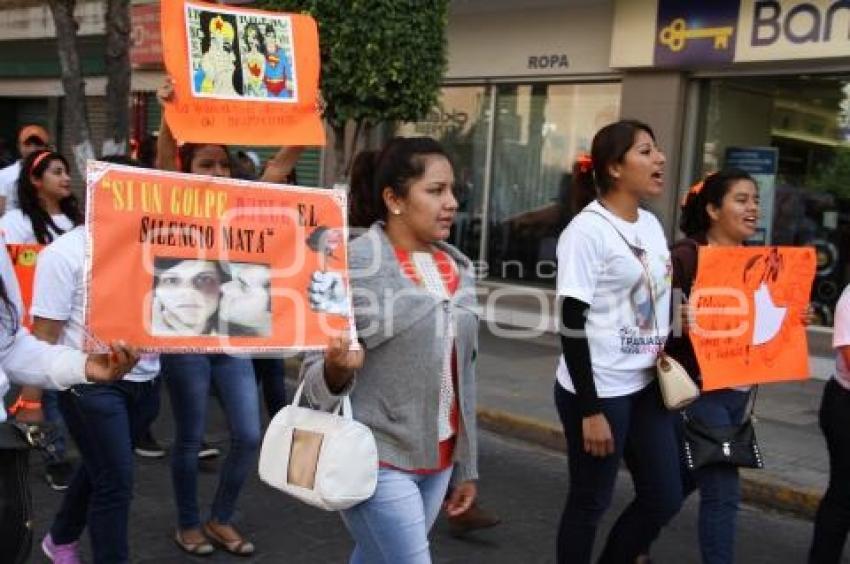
0,1,105,40
446,1,615,80
619,70,688,236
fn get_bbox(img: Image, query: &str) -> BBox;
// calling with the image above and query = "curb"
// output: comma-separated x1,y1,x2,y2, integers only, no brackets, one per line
477,407,822,520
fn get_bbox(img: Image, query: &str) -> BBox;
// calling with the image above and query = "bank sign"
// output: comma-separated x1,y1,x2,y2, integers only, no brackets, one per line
612,0,850,68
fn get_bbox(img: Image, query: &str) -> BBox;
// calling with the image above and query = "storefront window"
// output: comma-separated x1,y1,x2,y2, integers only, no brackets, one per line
396,86,492,261
487,82,621,284
696,76,850,325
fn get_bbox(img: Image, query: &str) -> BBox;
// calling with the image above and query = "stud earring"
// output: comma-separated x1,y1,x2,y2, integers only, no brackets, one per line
392,209,401,215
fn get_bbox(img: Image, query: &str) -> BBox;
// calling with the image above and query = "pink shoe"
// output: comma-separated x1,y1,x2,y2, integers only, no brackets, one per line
42,533,82,564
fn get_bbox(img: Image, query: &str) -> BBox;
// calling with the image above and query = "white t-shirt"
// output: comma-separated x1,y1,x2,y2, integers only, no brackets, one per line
0,160,21,212
30,226,159,382
555,200,671,397
833,285,850,390
0,209,74,244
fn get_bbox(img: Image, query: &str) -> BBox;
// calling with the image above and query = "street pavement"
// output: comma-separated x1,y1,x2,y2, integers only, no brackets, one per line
30,430,831,563
475,325,832,516
24,323,844,562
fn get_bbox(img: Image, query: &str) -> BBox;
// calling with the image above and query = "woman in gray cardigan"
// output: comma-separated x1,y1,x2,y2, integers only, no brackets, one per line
301,137,479,564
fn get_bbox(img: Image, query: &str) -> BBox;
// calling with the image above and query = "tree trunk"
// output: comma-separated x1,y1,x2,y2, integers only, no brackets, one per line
332,122,347,184
102,0,131,157
48,0,95,177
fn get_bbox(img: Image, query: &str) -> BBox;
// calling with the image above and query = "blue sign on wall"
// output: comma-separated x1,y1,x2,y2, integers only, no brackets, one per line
654,0,741,67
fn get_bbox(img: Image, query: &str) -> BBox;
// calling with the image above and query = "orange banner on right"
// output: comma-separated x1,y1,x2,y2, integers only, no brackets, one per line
689,246,816,391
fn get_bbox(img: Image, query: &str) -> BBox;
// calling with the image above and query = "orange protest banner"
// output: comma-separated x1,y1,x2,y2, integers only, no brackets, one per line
161,0,324,146
84,161,350,353
689,246,816,391
6,244,42,330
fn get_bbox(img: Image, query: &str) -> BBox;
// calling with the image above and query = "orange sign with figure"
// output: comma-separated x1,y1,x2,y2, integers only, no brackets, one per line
84,161,350,353
161,0,324,146
6,244,43,330
689,246,816,391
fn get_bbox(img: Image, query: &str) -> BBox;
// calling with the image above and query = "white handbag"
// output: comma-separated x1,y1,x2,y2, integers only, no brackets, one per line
258,381,378,511
656,352,700,410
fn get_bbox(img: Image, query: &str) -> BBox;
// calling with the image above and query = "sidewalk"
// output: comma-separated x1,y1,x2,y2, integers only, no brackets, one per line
474,325,831,518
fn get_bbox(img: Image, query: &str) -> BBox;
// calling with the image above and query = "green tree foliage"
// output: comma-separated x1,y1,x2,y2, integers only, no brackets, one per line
258,0,449,179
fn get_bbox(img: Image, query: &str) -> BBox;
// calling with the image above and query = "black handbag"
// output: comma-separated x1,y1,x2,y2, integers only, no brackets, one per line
0,421,56,564
682,389,764,471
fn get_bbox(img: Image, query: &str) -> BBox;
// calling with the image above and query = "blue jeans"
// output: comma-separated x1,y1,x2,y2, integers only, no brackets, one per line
341,466,453,564
163,354,260,529
683,388,750,564
554,380,683,564
252,357,286,417
41,390,67,464
49,379,161,564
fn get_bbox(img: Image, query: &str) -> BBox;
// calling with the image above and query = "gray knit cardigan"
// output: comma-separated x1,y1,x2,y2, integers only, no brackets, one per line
301,223,479,483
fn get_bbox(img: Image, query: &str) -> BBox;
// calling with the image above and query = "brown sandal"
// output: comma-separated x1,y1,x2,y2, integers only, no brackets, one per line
174,529,214,556
202,522,255,556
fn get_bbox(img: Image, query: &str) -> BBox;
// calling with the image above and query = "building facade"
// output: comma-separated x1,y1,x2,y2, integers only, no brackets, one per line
0,0,847,330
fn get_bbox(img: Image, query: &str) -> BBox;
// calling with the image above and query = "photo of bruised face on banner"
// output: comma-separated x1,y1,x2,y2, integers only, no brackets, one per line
151,257,272,337
186,4,298,101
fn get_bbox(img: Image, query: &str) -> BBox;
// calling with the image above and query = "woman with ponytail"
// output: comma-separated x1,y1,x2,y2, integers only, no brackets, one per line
302,136,480,562
0,150,82,245
670,169,785,564
554,119,681,563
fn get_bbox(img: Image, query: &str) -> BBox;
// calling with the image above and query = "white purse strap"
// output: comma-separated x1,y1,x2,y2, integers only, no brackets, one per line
291,380,354,421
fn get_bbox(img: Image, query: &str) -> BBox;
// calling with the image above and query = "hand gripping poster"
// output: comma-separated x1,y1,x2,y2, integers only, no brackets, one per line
83,161,350,353
161,0,324,146
689,246,816,390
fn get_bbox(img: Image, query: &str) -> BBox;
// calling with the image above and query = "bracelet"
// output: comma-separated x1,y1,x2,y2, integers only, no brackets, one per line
8,396,42,416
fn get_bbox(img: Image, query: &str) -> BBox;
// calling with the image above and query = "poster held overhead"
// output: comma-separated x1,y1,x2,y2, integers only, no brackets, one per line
161,0,324,146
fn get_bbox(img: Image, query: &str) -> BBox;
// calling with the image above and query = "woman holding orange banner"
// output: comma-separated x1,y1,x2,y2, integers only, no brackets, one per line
656,169,763,564
154,76,303,556
302,136,480,563
155,81,257,557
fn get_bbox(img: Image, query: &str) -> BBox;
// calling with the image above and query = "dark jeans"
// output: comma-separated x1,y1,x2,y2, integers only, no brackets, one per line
163,354,260,529
554,380,683,564
49,379,161,564
41,390,67,465
252,357,286,417
683,388,750,564
810,378,850,563
0,446,31,564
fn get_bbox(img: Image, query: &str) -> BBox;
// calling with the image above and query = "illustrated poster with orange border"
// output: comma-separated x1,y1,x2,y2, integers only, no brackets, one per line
689,246,815,391
6,244,43,330
161,0,324,146
84,161,350,353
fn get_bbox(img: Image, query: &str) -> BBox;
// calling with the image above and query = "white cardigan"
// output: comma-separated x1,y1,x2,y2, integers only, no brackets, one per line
0,235,87,422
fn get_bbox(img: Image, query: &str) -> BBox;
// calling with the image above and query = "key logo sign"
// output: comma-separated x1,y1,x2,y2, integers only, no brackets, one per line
654,0,741,67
